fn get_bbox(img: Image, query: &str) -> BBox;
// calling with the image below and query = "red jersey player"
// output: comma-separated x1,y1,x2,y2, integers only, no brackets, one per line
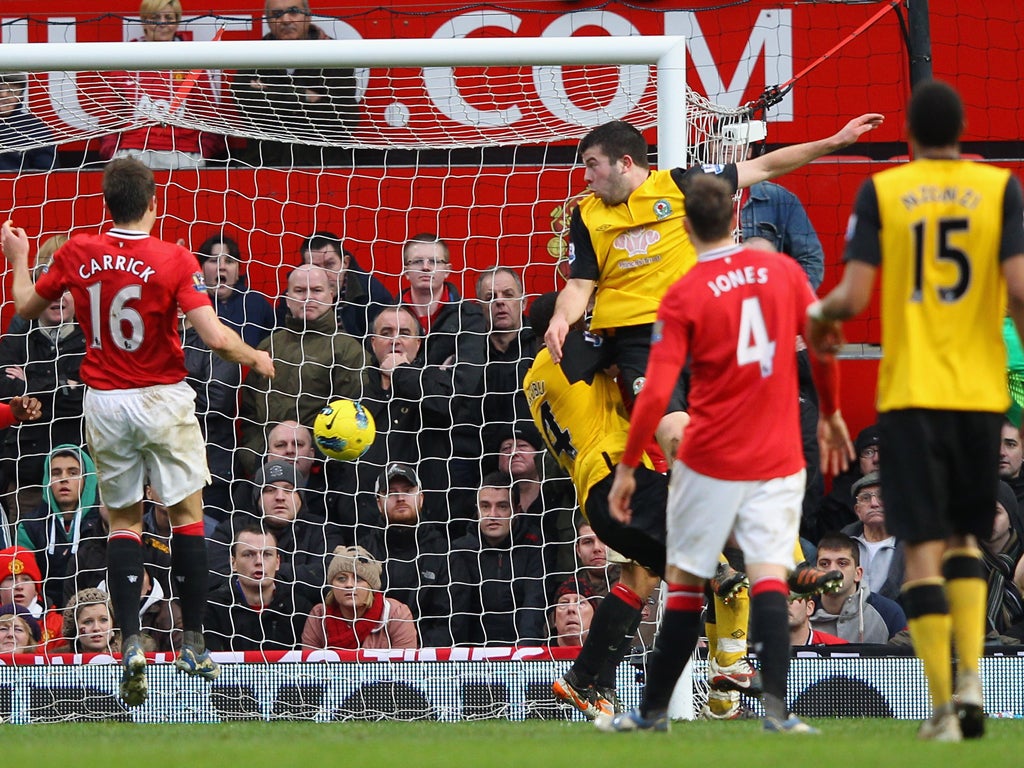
600,174,852,735
1,158,274,707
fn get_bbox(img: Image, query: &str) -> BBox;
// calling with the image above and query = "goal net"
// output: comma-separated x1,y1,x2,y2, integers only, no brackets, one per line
0,34,751,720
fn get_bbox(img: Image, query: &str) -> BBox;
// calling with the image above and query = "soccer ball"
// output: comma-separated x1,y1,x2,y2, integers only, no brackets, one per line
313,399,376,461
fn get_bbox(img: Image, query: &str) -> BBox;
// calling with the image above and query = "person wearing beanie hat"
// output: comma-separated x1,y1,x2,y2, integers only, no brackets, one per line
0,602,42,653
249,459,299,513
301,545,418,651
816,423,882,538
979,481,1024,640
0,545,64,648
59,588,118,654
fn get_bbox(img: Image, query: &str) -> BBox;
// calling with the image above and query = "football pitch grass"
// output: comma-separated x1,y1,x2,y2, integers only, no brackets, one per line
5,718,1022,766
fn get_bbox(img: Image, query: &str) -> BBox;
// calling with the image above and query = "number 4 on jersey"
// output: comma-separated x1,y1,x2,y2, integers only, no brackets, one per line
736,296,776,378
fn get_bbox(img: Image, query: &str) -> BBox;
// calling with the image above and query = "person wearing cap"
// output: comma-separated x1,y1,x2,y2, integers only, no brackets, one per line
362,463,451,647
0,72,57,172
816,423,881,538
15,445,104,610
448,471,547,646
301,545,418,650
840,472,905,602
979,481,1024,641
0,545,63,646
0,602,42,654
205,523,312,651
208,459,341,600
258,419,341,529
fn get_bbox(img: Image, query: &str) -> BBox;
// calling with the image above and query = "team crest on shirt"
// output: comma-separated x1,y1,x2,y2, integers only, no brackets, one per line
192,272,208,292
653,199,672,220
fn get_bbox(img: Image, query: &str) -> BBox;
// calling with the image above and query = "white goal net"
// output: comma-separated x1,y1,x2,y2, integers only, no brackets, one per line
0,33,753,721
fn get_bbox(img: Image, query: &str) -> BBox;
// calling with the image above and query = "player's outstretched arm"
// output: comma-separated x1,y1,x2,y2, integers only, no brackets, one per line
187,304,276,378
1,221,50,320
544,277,594,364
736,113,884,189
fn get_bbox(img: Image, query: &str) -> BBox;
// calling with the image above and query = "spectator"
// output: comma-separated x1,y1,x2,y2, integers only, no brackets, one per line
302,545,418,650
810,533,892,643
0,72,57,172
492,423,576,592
232,0,359,166
788,594,847,646
556,519,619,601
816,424,880,537
0,545,63,645
263,420,340,528
398,234,488,511
840,472,905,602
999,419,1024,505
100,0,224,169
16,445,103,609
0,602,42,654
58,587,119,654
363,463,451,647
4,234,67,338
980,482,1024,641
354,305,455,531
196,234,275,348
275,232,392,338
474,266,538,461
239,264,366,473
208,460,341,601
205,524,311,651
448,472,547,646
549,590,596,648
0,272,86,520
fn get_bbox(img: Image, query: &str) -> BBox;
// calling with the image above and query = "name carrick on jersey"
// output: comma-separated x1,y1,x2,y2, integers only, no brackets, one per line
34,228,212,390
844,160,1024,413
569,164,739,331
621,245,817,481
523,348,652,507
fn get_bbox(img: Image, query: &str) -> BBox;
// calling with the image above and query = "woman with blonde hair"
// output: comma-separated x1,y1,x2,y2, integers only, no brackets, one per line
302,546,418,650
59,588,120,654
0,603,42,654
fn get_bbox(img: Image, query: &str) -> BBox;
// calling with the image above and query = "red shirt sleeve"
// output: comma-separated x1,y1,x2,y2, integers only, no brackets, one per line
0,404,17,430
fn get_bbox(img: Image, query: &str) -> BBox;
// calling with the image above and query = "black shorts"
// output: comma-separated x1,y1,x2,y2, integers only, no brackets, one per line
611,325,689,415
878,409,1002,544
585,463,667,578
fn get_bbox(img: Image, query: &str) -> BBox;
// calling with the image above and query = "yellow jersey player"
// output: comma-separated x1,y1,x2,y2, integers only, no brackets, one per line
807,80,1024,742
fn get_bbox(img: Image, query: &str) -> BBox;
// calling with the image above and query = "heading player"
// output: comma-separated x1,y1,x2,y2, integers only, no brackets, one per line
602,174,852,734
806,80,1024,742
1,158,275,707
544,113,883,457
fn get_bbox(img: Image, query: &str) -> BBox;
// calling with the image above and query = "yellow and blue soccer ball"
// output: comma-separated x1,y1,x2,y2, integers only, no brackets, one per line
313,399,376,461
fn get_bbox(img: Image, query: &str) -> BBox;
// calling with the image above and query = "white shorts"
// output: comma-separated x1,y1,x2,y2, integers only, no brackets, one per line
84,381,210,509
664,460,804,579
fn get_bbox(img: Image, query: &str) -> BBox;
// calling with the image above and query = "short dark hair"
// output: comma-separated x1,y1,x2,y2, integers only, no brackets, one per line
528,291,559,339
817,532,860,567
578,121,650,170
301,230,344,260
908,80,963,149
478,470,520,511
681,174,735,241
196,233,241,264
230,522,279,557
103,158,155,225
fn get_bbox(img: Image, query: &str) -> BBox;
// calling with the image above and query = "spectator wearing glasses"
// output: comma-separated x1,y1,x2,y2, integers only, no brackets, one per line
816,424,881,539
232,0,359,167
398,234,487,516
840,472,905,602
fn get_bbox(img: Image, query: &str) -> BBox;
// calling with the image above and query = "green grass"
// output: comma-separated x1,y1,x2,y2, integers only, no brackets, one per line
5,719,1023,767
